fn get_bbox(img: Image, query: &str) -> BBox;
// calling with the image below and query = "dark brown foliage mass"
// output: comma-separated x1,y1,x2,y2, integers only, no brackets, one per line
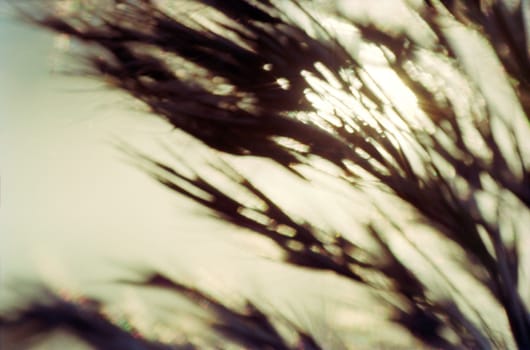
2,1,529,349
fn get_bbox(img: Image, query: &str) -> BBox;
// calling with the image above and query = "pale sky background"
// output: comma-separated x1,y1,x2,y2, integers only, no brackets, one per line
0,7,184,286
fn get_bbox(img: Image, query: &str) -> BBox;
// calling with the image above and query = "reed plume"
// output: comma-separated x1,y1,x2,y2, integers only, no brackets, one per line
2,1,529,348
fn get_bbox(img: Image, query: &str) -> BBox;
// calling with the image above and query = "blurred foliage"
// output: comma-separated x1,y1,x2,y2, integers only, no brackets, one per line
2,0,530,349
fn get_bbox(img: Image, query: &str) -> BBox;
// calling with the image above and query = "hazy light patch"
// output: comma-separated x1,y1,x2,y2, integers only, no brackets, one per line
275,77,291,90
4,331,94,350
262,63,273,71
438,15,530,174
267,138,309,162
409,49,495,160
317,15,362,59
314,62,342,89
336,0,437,49
300,52,420,149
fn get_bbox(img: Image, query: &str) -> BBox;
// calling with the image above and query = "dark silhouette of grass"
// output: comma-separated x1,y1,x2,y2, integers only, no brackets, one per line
2,0,529,349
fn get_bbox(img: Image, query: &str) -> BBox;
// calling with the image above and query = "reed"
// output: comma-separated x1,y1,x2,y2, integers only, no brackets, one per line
2,1,529,348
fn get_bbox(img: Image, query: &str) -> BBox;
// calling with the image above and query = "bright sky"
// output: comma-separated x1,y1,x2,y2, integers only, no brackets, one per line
0,13,171,282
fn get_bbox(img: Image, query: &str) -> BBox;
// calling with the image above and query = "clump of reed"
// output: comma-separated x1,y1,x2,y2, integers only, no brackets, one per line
2,1,529,348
